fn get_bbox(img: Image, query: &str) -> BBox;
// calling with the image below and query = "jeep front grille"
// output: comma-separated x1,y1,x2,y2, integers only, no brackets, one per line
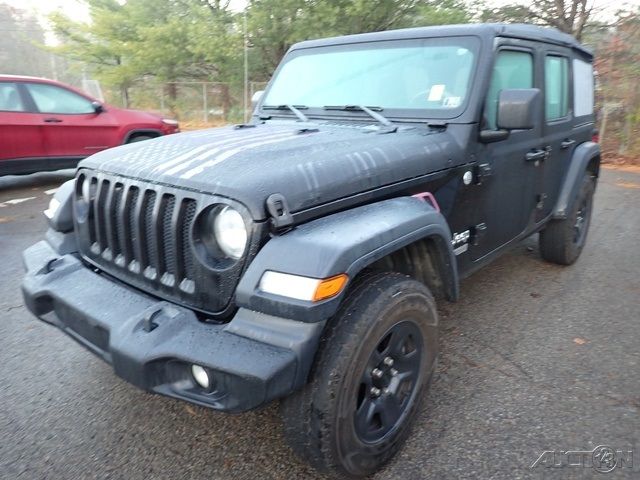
74,170,252,316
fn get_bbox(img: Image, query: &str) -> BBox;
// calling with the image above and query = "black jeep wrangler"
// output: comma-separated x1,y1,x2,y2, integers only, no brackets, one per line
23,24,599,477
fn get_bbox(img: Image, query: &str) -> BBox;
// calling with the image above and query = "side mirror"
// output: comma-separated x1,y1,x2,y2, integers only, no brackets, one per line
251,90,264,110
92,101,104,114
496,88,540,130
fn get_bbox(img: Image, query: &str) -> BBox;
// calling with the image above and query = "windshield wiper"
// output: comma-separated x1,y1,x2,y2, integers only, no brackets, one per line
323,105,394,127
262,104,309,122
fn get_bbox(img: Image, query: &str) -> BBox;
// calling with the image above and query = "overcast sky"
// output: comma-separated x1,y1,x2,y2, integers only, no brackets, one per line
2,0,639,44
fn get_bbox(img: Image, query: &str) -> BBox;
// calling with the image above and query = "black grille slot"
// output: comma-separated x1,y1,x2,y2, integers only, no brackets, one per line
87,177,97,245
94,179,110,254
181,200,197,280
142,190,157,272
122,186,139,265
161,195,176,274
110,183,124,258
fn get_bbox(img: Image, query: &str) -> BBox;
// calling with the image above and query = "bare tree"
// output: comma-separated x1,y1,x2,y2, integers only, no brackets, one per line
483,0,597,40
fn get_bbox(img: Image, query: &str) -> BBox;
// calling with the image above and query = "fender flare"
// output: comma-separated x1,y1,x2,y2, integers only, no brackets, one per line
552,141,600,219
235,197,458,322
122,129,163,144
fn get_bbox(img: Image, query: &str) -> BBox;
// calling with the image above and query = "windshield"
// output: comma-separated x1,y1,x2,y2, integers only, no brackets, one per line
263,36,479,118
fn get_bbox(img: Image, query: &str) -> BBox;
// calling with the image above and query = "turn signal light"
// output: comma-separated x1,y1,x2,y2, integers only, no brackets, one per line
312,274,349,302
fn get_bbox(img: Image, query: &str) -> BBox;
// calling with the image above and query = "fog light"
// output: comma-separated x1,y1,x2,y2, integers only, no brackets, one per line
191,364,210,389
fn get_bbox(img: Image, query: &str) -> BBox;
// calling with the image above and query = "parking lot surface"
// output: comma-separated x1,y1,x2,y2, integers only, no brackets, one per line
1,167,639,479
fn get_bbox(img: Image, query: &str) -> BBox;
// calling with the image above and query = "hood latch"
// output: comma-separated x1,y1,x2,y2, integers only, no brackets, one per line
266,193,294,231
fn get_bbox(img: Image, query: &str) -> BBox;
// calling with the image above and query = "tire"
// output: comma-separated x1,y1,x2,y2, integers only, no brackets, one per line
279,272,438,478
127,134,155,143
539,174,596,265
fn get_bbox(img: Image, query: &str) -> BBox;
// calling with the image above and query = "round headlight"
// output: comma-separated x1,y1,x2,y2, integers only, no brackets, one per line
213,206,247,260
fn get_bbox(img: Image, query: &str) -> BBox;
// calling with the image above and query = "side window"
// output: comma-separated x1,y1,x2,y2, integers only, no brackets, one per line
25,83,94,114
545,56,569,121
573,58,594,117
485,50,533,129
0,83,26,112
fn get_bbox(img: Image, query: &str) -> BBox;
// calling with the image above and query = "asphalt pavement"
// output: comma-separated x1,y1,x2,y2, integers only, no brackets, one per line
1,167,639,479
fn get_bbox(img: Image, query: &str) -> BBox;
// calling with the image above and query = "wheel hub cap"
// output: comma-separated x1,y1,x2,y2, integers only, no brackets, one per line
354,321,423,443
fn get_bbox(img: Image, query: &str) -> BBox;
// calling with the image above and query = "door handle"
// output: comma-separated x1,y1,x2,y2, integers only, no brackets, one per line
525,149,547,162
43,117,62,123
560,139,576,149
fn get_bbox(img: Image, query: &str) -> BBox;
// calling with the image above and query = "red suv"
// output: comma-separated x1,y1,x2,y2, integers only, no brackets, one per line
0,75,179,176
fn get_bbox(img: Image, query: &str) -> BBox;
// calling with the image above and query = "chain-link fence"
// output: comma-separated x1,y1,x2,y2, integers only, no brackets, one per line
100,79,268,129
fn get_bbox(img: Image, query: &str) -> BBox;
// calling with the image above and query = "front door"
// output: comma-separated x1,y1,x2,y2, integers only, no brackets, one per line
0,81,45,162
22,82,119,158
471,43,545,261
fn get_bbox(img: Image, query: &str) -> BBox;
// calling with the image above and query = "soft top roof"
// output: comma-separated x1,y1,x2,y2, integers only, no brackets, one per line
291,23,592,58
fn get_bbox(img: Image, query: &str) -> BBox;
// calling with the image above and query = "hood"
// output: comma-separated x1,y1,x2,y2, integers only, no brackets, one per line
80,122,459,220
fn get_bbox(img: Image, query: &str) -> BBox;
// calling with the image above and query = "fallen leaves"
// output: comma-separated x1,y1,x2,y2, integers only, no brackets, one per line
615,181,640,189
573,337,588,345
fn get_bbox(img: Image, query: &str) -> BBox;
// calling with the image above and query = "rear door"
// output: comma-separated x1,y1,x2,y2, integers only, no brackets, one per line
0,81,45,161
471,42,545,261
23,82,119,158
537,48,573,221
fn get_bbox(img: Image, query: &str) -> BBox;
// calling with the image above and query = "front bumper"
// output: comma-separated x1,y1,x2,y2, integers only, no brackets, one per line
21,234,324,412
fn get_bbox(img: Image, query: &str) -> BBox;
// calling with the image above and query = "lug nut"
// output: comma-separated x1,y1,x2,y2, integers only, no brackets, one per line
390,368,398,377
372,368,384,379
370,387,381,397
383,356,394,367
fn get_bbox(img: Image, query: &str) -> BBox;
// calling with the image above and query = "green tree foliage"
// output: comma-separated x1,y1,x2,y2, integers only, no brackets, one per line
49,0,474,94
50,0,138,105
246,0,473,78
49,0,240,108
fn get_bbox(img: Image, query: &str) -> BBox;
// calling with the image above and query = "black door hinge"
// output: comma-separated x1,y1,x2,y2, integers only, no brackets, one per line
474,163,492,184
266,193,294,231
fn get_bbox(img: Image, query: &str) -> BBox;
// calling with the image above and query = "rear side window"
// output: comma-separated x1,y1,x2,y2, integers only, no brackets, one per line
0,83,26,112
25,83,94,114
573,58,594,117
485,50,534,129
545,56,569,120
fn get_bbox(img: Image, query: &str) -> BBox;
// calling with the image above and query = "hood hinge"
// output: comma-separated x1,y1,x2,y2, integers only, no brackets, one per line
266,193,294,231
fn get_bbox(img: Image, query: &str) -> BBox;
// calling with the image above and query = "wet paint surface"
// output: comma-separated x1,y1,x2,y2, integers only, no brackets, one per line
81,122,460,219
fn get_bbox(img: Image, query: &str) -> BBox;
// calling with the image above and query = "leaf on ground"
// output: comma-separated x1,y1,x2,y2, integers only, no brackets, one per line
573,337,588,345
615,181,640,189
